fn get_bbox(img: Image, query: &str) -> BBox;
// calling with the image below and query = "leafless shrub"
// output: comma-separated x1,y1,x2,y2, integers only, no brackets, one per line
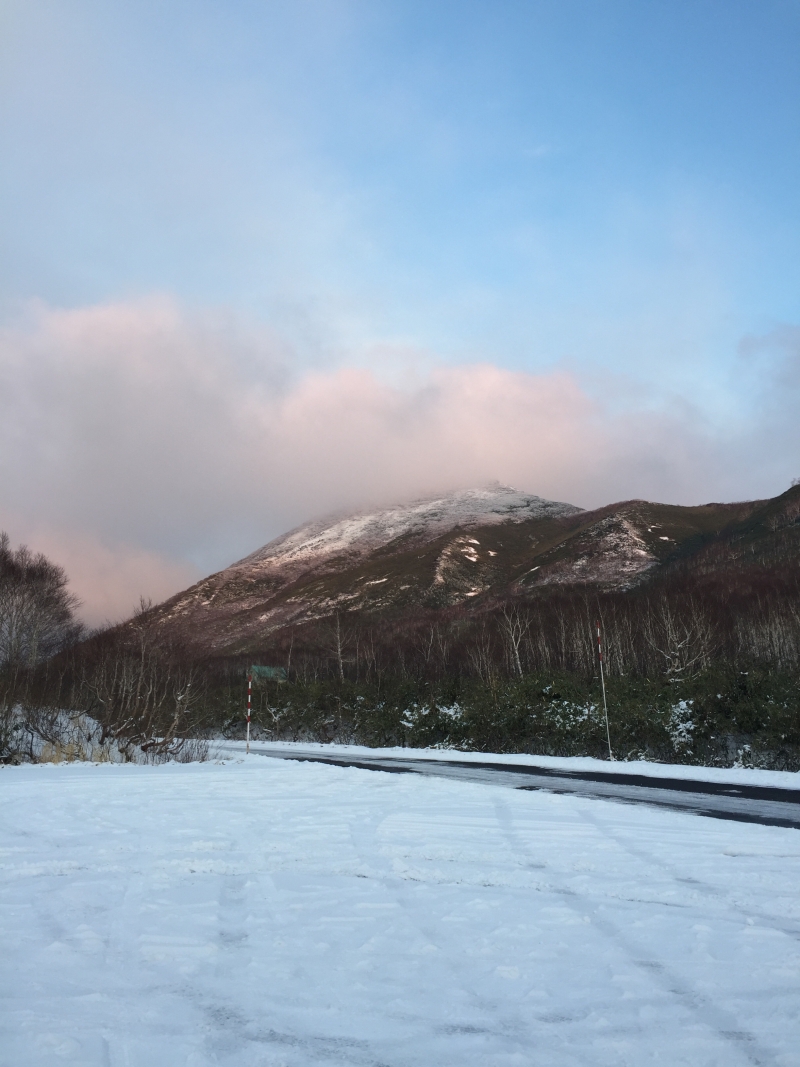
79,600,204,758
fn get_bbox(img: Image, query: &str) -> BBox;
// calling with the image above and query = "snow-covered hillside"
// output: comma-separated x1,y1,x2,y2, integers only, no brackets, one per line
144,484,797,655
234,484,582,574
3,757,799,1066
150,484,585,649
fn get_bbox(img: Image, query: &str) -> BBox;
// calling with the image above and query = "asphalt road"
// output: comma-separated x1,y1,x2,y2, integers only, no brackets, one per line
216,742,800,829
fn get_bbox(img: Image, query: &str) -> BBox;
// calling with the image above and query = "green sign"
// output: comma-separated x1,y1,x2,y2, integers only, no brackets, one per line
250,665,287,682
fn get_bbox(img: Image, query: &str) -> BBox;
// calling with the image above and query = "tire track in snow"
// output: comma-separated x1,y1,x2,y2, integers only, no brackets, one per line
347,807,538,1058
182,817,396,1065
202,873,252,1060
575,806,800,943
492,797,781,1067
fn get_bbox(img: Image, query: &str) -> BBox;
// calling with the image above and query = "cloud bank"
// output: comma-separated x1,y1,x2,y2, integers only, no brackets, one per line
1,298,798,624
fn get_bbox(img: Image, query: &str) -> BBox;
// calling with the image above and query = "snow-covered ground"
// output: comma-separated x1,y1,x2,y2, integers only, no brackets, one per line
2,757,800,1066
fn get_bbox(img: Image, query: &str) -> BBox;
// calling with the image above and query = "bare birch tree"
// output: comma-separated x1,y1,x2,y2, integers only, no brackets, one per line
500,605,530,678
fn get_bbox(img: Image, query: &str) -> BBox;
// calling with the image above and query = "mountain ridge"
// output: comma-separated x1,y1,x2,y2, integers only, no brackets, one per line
144,483,800,657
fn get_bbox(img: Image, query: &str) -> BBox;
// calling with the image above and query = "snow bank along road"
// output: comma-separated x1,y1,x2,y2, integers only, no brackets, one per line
3,759,800,1067
216,742,800,830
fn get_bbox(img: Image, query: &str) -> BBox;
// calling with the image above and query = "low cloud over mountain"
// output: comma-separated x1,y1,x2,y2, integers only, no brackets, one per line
1,297,798,623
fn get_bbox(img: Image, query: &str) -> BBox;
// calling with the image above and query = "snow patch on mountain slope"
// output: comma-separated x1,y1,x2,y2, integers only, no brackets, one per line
236,485,581,575
534,513,657,589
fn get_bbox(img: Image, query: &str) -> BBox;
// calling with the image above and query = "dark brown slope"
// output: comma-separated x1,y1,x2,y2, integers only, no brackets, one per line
144,485,800,658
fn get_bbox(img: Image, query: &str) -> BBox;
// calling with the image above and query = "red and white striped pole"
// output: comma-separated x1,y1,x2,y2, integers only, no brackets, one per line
246,672,252,755
596,621,614,761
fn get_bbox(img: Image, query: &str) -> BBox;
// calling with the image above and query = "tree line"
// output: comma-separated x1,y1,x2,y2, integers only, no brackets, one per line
248,572,800,686
1,534,200,762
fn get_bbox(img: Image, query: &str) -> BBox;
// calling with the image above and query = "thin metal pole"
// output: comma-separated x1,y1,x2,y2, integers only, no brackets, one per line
246,672,252,755
596,621,614,761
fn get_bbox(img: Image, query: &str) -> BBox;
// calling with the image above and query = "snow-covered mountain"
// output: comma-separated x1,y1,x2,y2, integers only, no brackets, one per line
143,483,799,656
150,485,584,650
231,484,582,578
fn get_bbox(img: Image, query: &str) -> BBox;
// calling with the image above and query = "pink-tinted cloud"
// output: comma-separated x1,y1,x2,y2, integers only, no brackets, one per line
1,298,797,623
10,524,199,628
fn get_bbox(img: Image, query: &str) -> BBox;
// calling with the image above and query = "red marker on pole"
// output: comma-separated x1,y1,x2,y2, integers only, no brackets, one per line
596,621,614,761
246,672,252,755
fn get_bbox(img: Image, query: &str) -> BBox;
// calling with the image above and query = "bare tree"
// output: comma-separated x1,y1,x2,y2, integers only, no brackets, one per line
500,605,530,678
413,623,437,674
0,532,83,676
645,598,716,678
321,613,354,682
360,626,379,683
0,534,84,761
285,628,295,677
468,622,499,688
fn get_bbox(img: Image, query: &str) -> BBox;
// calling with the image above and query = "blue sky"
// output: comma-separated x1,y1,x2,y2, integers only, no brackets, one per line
1,0,799,618
3,1,798,371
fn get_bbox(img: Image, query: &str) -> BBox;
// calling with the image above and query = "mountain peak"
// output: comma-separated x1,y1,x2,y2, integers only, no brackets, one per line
235,485,583,574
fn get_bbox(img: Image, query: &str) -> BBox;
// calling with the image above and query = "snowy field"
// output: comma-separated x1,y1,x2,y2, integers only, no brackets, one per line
2,758,800,1067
